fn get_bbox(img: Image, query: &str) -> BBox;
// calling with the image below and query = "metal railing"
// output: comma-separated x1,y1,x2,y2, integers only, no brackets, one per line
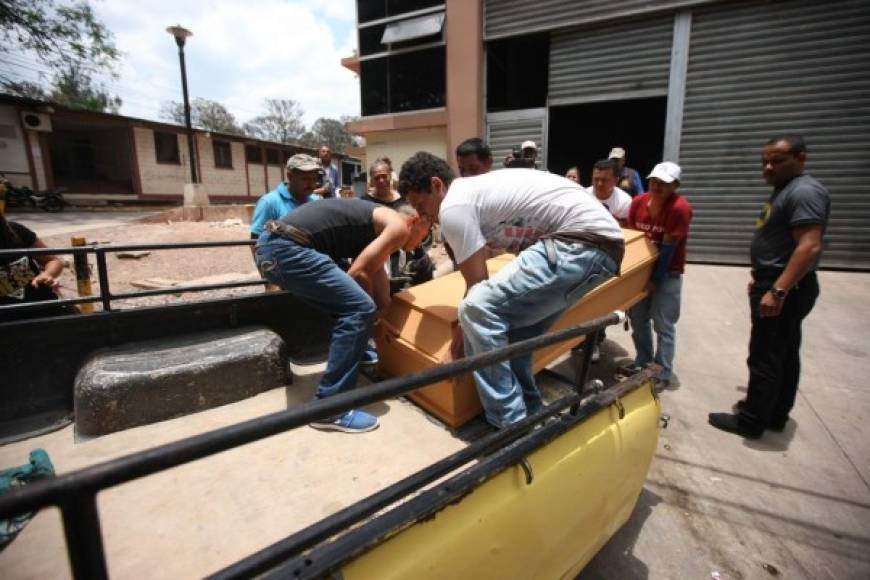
0,311,625,580
0,240,264,316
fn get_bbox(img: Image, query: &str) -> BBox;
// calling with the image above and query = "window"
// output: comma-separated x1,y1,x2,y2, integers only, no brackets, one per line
381,11,443,43
361,46,445,116
246,145,263,164
266,149,282,165
358,0,443,24
486,34,550,112
154,131,180,164
213,140,232,168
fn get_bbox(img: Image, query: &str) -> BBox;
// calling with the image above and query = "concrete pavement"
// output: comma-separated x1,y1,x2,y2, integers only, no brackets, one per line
7,209,164,238
579,264,870,579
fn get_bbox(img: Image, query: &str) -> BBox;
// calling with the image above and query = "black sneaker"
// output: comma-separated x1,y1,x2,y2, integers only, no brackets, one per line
732,400,788,432
615,363,644,379
708,412,763,439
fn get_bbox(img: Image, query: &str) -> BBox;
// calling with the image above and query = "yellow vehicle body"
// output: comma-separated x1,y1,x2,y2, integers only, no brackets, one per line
341,383,661,579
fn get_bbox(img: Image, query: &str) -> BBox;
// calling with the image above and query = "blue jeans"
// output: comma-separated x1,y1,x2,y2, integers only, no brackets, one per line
458,239,618,428
255,233,376,399
628,274,682,382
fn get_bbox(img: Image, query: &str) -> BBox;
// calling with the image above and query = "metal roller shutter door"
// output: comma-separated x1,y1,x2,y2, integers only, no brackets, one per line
486,109,548,170
485,0,717,40
549,15,673,106
679,0,870,269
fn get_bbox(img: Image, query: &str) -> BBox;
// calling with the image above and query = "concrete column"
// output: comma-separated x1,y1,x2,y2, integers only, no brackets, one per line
446,0,484,171
664,11,692,163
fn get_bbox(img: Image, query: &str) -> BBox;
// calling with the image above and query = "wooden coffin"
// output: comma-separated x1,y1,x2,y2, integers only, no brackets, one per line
376,229,658,427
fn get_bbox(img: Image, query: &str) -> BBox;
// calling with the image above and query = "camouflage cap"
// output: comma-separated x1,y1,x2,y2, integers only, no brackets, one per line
286,153,322,172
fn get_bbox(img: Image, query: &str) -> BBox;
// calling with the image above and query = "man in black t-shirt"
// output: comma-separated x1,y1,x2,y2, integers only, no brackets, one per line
709,135,830,439
255,198,430,433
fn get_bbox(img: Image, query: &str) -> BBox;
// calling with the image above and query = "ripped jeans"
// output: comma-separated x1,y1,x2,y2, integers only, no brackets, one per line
458,239,618,428
255,233,376,399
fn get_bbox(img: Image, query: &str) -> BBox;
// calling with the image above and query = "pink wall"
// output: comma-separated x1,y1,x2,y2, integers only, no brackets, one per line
446,0,484,171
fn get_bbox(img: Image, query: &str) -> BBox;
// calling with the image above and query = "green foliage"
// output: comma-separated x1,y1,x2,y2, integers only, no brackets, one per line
243,99,306,144
0,0,120,92
308,117,356,153
160,98,244,135
1,80,48,100
50,64,121,112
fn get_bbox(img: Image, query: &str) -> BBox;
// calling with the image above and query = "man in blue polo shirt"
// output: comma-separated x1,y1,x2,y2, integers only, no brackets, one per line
250,153,321,240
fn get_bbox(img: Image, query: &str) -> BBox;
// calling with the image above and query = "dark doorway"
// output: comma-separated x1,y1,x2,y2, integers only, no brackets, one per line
48,118,134,194
547,97,666,190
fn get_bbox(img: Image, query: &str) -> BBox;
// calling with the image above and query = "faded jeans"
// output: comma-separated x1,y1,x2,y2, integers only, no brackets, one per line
255,233,376,399
628,274,682,382
458,239,618,428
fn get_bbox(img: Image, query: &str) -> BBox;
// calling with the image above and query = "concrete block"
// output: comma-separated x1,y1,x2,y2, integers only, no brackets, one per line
184,183,210,206
75,326,289,437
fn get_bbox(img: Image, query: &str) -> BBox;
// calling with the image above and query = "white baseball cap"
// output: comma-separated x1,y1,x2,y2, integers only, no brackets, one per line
608,147,626,159
647,161,682,184
521,140,537,151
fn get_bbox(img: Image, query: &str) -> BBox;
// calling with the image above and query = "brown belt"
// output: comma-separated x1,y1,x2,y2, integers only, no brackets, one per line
265,220,313,246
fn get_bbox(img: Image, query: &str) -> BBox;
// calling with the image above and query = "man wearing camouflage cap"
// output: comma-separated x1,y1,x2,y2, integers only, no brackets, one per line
250,153,322,241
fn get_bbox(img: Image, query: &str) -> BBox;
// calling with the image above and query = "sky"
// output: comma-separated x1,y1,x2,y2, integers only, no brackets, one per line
6,0,361,128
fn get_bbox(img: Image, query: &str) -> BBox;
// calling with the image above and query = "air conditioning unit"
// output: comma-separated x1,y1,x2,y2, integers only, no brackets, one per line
20,111,52,132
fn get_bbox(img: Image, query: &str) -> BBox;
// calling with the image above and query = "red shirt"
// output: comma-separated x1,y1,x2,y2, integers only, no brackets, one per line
628,192,693,273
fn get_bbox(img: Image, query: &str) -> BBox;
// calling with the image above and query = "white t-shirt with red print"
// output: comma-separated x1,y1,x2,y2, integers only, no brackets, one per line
439,169,622,265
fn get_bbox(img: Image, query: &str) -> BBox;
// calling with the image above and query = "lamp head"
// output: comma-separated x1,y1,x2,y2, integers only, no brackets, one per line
166,25,193,48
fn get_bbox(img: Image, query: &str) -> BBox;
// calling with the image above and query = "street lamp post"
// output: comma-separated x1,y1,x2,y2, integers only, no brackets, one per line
166,25,197,184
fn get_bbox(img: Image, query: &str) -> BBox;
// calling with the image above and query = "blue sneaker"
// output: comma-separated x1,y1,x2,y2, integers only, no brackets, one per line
310,409,379,433
360,347,379,367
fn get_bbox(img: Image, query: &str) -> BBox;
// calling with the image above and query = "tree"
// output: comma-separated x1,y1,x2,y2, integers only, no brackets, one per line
243,99,306,144
160,98,243,135
305,117,357,153
0,0,120,92
1,80,49,100
50,64,121,113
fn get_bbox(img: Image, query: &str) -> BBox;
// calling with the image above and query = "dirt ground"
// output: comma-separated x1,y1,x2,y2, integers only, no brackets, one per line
43,219,262,310
42,218,452,311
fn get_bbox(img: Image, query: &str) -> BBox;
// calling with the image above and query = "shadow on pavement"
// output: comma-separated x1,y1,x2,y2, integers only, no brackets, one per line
578,487,660,579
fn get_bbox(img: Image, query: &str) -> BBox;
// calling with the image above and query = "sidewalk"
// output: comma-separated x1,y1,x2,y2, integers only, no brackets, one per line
579,264,870,579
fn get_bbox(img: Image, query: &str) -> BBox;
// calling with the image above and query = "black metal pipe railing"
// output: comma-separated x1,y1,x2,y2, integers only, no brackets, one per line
0,240,264,315
0,312,626,579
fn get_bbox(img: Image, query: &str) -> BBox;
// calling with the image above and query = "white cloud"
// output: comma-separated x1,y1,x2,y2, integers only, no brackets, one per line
93,0,359,128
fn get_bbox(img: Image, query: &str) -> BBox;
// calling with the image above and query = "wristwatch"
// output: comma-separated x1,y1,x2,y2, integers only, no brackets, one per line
771,287,788,300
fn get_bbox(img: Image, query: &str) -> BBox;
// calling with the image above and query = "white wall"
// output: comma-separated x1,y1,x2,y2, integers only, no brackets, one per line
363,127,448,176
0,105,33,188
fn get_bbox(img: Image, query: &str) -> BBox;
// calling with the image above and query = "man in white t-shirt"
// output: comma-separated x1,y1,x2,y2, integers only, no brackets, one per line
587,158,632,225
399,152,625,428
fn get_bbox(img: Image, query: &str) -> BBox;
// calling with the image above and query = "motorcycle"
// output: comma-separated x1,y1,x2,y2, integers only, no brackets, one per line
0,174,66,212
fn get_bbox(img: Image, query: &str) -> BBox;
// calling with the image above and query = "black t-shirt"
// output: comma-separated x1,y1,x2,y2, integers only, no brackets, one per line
1,221,58,306
750,173,830,272
280,198,379,260
361,192,407,209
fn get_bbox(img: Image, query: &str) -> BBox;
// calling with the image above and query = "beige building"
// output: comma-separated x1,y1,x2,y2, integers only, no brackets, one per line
0,95,357,203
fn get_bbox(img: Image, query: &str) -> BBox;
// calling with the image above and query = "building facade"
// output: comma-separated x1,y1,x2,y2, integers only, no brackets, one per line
345,0,870,269
0,96,359,204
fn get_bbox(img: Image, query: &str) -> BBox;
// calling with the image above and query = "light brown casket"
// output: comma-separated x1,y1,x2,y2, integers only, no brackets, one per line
376,229,658,428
